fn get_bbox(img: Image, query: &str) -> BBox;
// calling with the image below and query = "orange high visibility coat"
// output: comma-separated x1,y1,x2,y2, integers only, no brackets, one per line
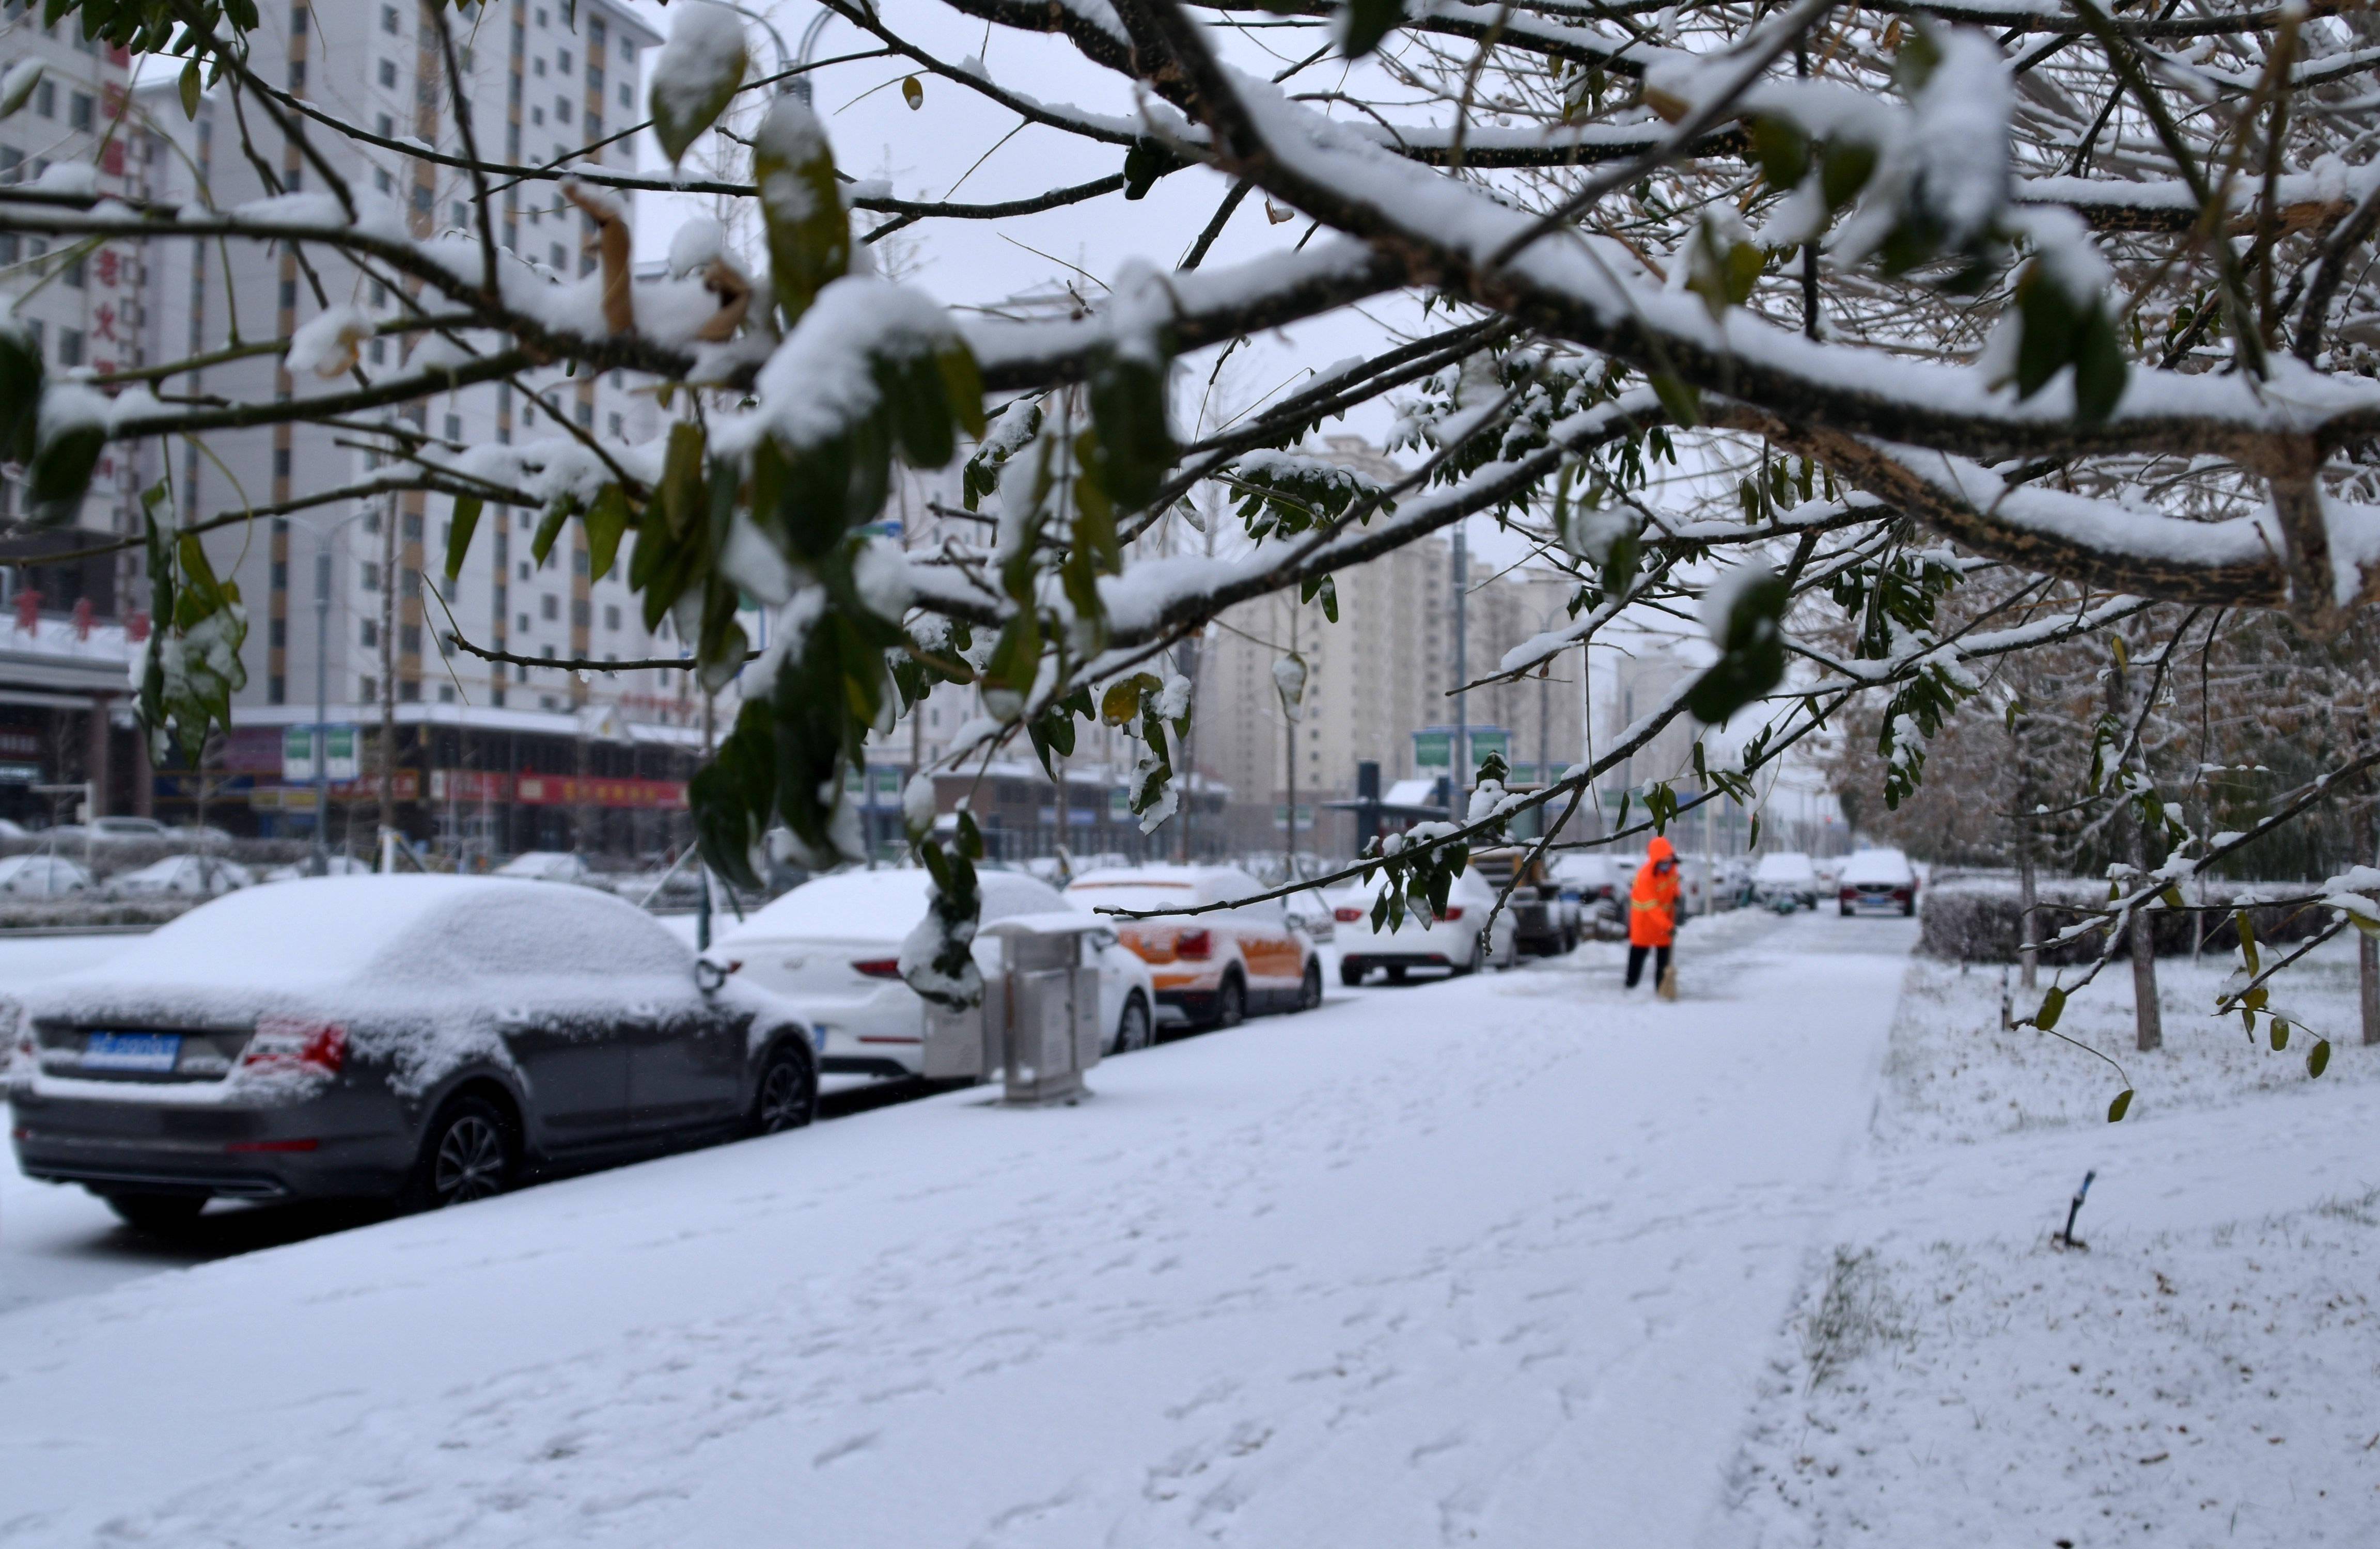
1629,836,1681,947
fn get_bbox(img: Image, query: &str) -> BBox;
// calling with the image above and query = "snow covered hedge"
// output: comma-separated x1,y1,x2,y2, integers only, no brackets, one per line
1918,875,2329,966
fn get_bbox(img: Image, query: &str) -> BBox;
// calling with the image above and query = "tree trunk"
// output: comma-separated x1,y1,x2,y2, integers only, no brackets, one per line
2108,647,2161,1051
2358,802,2379,1047
2017,847,2038,992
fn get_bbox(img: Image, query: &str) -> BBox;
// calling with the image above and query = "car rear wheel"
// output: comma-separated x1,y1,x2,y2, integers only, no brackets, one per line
1386,964,1410,984
1339,959,1366,987
1113,992,1153,1053
1294,960,1323,1011
104,1192,206,1234
403,1095,514,1211
1213,972,1246,1029
1453,935,1483,976
750,1041,819,1135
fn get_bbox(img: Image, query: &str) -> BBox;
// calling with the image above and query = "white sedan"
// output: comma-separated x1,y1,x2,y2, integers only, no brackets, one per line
715,868,1158,1079
102,855,253,899
0,854,93,897
1332,866,1520,986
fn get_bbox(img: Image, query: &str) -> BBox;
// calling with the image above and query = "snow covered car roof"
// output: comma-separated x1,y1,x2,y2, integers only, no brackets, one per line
47,876,684,995
722,866,1063,945
1839,849,1916,885
1064,865,1269,913
1753,852,1819,880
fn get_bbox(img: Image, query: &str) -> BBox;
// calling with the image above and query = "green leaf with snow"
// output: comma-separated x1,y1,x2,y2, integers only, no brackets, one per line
2309,1038,2331,1079
1085,344,1175,511
25,390,107,527
649,2,748,168
753,97,850,329
2106,1087,2133,1123
1684,567,1788,724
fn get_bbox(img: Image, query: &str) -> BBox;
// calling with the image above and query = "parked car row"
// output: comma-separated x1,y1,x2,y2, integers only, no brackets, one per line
0,853,255,900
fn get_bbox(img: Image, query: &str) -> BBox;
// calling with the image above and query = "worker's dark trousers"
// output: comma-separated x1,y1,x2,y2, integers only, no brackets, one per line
1625,944,1671,988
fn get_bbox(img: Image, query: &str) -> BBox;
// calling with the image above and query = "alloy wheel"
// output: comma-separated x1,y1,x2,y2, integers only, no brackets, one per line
757,1056,813,1133
432,1115,507,1205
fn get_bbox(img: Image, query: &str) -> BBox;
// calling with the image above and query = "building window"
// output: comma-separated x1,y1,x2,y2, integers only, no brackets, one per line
361,562,380,591
517,560,530,581
377,112,394,137
399,678,420,702
380,3,398,32
554,96,572,125
439,684,456,703
575,400,593,425
361,676,377,700
603,604,620,631
269,618,287,647
557,48,572,71
279,279,297,309
530,105,544,125
34,81,55,119
540,594,558,620
402,511,422,540
570,598,590,627
400,570,419,598
378,60,398,89
273,448,292,478
361,619,377,648
547,242,563,269
517,611,530,632
618,82,630,109
533,56,546,76
64,257,84,288
374,168,393,194
268,675,286,704
57,328,82,366
69,92,93,132
571,548,588,576
445,414,462,441
368,337,386,364
399,624,421,654
271,559,289,589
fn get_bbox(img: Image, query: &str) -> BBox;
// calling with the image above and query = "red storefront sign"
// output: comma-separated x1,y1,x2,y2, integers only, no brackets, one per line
427,771,687,810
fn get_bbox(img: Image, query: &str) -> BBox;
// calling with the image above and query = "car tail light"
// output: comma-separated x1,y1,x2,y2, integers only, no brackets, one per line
241,1019,346,1075
850,958,902,979
1440,906,1465,922
1176,928,1212,959
1841,888,1856,900
1333,907,1363,923
1893,887,1913,902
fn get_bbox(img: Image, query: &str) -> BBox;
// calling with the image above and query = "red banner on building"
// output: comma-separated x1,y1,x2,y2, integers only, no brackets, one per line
427,771,687,810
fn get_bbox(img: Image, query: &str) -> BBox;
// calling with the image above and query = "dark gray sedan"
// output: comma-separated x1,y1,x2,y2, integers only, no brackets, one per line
5,876,819,1230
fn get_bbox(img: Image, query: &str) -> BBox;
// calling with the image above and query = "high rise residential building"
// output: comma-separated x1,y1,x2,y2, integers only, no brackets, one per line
0,7,147,826
1201,437,1585,857
87,0,732,857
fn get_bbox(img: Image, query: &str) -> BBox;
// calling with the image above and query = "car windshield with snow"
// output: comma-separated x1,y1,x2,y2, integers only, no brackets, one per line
6,877,819,1229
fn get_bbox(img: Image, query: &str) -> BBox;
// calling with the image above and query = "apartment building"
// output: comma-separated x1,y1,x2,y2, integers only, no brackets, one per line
1201,437,1585,857
107,0,734,857
0,6,147,825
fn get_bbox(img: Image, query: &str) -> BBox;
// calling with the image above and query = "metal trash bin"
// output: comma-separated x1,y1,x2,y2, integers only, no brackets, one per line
920,912,1106,1104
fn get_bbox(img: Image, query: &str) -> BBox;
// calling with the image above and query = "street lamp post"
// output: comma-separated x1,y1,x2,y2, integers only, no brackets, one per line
312,547,331,875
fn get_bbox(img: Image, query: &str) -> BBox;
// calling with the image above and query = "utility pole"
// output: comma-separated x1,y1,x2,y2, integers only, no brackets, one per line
1284,599,1299,880
311,544,331,875
1451,521,1469,805
698,690,715,952
376,495,398,872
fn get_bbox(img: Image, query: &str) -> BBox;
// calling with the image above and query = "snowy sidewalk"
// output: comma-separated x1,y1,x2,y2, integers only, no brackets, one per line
0,913,1907,1547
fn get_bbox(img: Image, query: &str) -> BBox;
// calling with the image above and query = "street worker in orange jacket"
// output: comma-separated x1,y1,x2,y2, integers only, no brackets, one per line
1626,836,1682,995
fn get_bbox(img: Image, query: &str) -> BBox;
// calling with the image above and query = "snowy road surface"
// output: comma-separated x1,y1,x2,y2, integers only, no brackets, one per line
0,911,1909,1546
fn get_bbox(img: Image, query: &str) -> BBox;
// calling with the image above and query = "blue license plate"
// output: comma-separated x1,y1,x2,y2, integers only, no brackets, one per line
83,1032,183,1073
811,1024,829,1052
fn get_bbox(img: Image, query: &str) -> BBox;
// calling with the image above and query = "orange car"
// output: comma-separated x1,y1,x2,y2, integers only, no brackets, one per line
1064,865,1322,1029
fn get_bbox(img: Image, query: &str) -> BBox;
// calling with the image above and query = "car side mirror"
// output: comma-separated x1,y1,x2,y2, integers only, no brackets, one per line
696,958,739,994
